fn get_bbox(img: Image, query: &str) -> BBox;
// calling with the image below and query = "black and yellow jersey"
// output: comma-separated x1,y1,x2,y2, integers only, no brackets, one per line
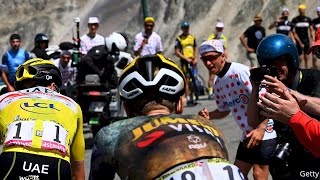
89,114,246,180
0,87,84,163
175,34,197,59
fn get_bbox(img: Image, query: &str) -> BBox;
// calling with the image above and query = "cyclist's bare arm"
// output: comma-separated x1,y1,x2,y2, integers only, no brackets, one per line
71,109,85,180
199,108,230,120
71,161,85,180
209,109,230,119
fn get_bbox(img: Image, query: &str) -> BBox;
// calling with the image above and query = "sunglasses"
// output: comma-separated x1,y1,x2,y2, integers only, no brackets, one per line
144,24,154,27
201,53,222,62
314,47,320,59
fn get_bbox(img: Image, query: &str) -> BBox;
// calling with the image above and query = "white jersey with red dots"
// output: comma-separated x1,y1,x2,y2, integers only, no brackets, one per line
213,62,276,141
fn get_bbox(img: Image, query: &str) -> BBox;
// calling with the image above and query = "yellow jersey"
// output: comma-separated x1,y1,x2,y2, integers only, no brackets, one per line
207,33,228,48
0,87,84,163
175,34,197,59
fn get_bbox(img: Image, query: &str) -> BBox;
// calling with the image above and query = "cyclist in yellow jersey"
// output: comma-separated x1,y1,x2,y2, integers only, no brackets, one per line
0,58,85,180
175,21,198,106
207,21,228,100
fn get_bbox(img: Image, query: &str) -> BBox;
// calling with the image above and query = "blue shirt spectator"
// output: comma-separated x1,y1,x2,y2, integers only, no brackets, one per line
1,34,30,93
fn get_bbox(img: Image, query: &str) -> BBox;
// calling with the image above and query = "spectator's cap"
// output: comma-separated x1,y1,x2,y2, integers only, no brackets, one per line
299,4,306,10
144,17,155,24
88,17,99,24
199,39,224,55
253,14,263,21
307,28,320,54
10,33,21,41
317,6,320,12
282,8,289,13
61,50,72,56
216,22,224,28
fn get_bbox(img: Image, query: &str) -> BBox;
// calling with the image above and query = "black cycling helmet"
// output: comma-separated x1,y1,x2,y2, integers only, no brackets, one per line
256,34,299,68
118,54,186,102
34,33,49,48
15,58,62,90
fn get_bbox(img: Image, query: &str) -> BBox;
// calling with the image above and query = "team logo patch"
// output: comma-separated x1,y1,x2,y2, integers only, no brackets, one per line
187,135,201,143
20,102,60,114
266,122,274,133
187,134,207,149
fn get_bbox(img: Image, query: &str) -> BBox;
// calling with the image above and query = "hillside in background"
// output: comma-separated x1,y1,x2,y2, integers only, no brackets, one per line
0,0,319,83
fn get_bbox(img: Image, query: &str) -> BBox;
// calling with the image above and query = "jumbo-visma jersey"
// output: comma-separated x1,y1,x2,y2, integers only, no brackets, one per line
90,114,233,180
176,34,196,59
0,87,84,163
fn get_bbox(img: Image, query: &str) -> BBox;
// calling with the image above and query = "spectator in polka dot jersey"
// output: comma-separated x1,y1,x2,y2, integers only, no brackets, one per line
198,39,277,180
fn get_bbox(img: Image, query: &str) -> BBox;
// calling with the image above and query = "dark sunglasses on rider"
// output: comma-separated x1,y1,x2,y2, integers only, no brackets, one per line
314,46,320,59
200,53,222,62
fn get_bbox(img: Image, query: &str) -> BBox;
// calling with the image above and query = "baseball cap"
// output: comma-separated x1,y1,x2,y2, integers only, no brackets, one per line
282,8,289,13
216,22,224,28
88,17,99,24
307,28,320,54
317,6,320,12
144,17,155,24
199,39,224,55
299,4,306,10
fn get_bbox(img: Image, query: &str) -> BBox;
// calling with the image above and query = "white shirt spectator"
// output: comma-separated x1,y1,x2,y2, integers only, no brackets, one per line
80,34,105,55
134,32,163,56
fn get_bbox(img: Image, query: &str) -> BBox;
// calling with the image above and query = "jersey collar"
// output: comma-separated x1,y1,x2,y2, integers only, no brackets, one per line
217,62,231,78
19,86,57,94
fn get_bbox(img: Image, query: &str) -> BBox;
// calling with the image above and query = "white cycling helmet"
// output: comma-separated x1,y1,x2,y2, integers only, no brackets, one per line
105,32,127,52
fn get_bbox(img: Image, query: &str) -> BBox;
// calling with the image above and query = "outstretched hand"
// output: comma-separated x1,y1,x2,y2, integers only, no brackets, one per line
261,75,287,95
245,127,264,148
198,108,210,120
257,88,304,124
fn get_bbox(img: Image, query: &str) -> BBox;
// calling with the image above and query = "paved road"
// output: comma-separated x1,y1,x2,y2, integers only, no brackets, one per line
84,95,270,179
